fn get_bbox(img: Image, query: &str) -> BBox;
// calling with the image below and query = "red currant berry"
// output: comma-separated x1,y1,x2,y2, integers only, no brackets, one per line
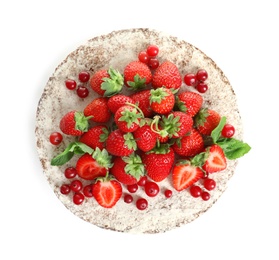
145,181,160,197
221,124,235,138
196,82,208,93
127,184,138,193
138,51,149,64
70,180,83,192
78,71,90,82
137,176,148,186
164,189,173,198
148,58,159,69
124,194,133,203
146,45,159,57
83,184,94,197
184,73,197,86
196,69,208,82
49,132,63,145
190,185,202,198
60,184,71,195
136,198,148,210
76,85,89,98
201,191,210,201
65,79,77,90
73,192,84,205
202,171,209,179
64,167,77,179
203,178,216,191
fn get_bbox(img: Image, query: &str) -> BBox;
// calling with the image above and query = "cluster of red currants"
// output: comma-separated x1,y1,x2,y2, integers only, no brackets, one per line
189,177,216,201
184,69,209,93
65,71,91,98
138,45,160,70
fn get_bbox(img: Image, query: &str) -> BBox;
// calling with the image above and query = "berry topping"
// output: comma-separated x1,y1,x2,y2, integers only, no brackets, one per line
70,179,83,192
64,167,77,179
145,181,160,197
136,198,148,210
49,132,63,145
221,124,235,138
164,189,173,198
78,71,90,82
73,192,85,205
146,45,159,57
60,184,71,195
124,194,133,203
76,85,89,98
65,79,77,90
203,178,216,191
196,69,208,82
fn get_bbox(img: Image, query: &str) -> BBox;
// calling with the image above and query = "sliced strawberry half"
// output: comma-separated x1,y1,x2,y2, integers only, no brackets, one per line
202,145,227,173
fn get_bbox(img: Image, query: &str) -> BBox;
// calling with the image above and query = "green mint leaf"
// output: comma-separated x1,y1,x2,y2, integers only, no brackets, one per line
216,137,251,160
211,116,226,143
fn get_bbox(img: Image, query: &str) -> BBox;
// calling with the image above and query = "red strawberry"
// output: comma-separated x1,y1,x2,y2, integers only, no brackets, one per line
195,108,221,135
130,89,153,117
79,125,108,150
152,61,182,90
172,128,204,157
59,110,91,136
124,61,152,90
110,154,145,185
172,161,203,191
75,148,113,180
133,123,157,152
93,175,122,208
202,145,227,173
106,129,136,156
114,105,143,133
161,111,193,138
90,68,123,97
142,145,175,182
107,94,135,114
176,91,203,117
150,87,175,114
84,97,111,123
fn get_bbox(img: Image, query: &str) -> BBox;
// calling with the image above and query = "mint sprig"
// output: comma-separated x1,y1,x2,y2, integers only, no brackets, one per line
51,142,94,166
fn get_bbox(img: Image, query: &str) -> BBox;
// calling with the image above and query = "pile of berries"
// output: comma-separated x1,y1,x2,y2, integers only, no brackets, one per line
49,44,249,210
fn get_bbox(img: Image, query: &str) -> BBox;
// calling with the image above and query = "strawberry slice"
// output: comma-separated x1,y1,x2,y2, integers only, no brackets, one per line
93,177,122,208
172,161,203,191
202,145,227,173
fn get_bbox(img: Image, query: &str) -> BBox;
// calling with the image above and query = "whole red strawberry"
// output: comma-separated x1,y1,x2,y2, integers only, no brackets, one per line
172,128,204,157
195,108,221,136
176,91,203,117
90,68,123,97
124,61,152,90
107,94,135,114
142,145,175,182
59,110,91,136
150,87,175,114
152,61,182,90
133,123,157,152
130,89,153,118
106,129,137,156
79,125,108,149
110,154,145,185
84,97,111,123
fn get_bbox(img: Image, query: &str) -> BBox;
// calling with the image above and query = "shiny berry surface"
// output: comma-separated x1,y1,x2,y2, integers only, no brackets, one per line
190,185,202,198
196,69,208,82
184,73,197,86
64,167,77,179
65,79,77,90
76,85,89,98
73,192,84,205
203,178,216,191
78,71,90,82
145,181,159,197
136,198,148,210
201,191,210,201
49,132,63,145
222,124,235,138
138,51,149,63
124,194,133,203
127,184,138,193
146,45,159,57
164,189,173,198
148,58,159,69
70,180,83,192
196,82,208,93
137,176,148,186
83,184,94,197
60,184,71,195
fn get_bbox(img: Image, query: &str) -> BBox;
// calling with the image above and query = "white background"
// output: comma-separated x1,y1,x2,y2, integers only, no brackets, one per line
1,0,278,259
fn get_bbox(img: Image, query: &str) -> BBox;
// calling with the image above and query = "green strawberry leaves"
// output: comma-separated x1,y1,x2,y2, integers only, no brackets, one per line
74,112,92,132
211,117,251,160
101,68,124,97
123,153,145,180
51,142,94,166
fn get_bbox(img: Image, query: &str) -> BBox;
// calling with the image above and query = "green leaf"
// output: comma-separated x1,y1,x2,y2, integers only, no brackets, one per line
211,116,227,143
74,112,91,132
127,74,146,90
123,153,145,180
216,137,251,160
101,68,124,97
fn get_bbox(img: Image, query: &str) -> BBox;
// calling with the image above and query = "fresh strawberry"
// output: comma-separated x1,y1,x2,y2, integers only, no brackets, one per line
161,111,193,138
202,145,227,173
114,104,143,133
172,160,203,191
152,61,182,90
195,108,221,135
83,97,111,123
75,148,113,180
90,68,123,97
59,110,91,136
133,123,157,152
110,154,145,185
142,145,175,182
79,125,109,150
130,89,153,117
172,128,204,157
107,94,135,114
176,91,203,117
123,61,152,90
106,129,137,156
93,175,122,208
150,87,175,114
